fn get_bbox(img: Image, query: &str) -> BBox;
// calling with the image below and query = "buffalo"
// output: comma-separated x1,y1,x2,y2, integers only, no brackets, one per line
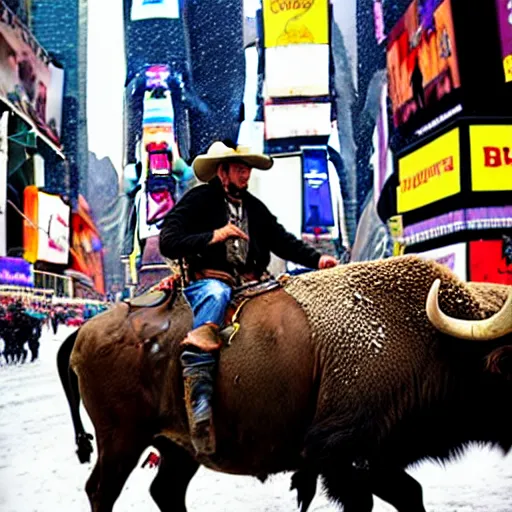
58,256,512,511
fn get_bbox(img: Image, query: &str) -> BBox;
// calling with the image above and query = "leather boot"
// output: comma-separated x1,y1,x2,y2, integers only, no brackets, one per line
180,323,221,455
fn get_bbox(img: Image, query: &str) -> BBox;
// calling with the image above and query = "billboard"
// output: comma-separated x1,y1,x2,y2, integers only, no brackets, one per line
131,0,180,21
262,0,329,48
397,128,460,213
0,3,63,147
265,44,330,97
0,256,33,287
70,195,105,296
469,125,512,191
23,187,70,265
302,148,334,233
469,239,512,285
417,242,467,281
495,0,512,82
264,102,331,140
386,0,461,133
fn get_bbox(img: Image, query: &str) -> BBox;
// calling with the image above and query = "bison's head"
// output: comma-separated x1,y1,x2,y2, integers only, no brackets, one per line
426,279,512,341
426,278,512,379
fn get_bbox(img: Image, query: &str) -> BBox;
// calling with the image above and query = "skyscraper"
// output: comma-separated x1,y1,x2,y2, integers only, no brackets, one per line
30,0,88,202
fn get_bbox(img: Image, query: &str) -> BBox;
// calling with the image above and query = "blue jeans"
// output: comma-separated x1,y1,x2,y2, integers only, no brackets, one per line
184,279,232,329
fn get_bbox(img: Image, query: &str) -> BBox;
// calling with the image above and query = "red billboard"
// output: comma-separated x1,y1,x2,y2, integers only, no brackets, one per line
469,239,512,285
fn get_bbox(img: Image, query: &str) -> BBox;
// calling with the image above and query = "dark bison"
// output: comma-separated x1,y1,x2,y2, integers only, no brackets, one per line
58,256,512,511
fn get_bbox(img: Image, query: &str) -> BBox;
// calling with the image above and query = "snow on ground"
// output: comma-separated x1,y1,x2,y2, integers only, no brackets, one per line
1,325,511,511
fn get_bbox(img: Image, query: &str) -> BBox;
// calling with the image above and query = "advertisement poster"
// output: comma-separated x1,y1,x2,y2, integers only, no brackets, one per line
264,102,331,140
265,44,330,98
0,3,63,146
0,256,34,287
302,148,334,233
36,191,70,265
131,0,180,21
417,242,467,281
70,195,105,295
386,0,461,131
469,239,512,285
495,0,512,82
263,0,329,48
469,124,512,191
397,128,460,213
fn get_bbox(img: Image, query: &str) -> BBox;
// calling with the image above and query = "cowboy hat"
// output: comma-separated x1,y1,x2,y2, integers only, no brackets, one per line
192,141,274,182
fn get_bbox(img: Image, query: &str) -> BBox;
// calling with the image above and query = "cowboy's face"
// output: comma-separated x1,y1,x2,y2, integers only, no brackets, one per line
219,162,252,190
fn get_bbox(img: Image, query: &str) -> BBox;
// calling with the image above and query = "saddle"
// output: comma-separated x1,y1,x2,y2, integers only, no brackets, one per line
125,275,288,343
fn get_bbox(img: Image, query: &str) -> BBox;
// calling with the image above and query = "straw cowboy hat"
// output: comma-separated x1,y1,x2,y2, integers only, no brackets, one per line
192,141,274,182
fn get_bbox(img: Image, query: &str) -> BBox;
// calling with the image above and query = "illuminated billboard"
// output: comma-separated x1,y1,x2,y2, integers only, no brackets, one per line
265,44,330,98
386,0,461,133
469,239,512,285
397,128,461,213
131,0,180,21
23,187,70,265
262,0,329,48
469,125,512,191
495,0,512,82
0,5,64,147
264,102,331,140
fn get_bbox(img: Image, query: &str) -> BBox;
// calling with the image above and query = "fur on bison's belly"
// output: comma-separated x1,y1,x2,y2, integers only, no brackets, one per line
60,255,512,512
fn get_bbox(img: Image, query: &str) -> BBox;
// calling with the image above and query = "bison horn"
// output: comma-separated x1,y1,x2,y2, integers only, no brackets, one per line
426,279,512,340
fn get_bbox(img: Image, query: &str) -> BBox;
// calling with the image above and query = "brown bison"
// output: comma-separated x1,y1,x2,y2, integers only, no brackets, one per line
58,256,512,512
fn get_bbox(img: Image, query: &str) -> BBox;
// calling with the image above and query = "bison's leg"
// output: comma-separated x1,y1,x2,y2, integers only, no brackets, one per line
371,466,426,512
85,430,149,512
150,437,199,512
321,464,374,512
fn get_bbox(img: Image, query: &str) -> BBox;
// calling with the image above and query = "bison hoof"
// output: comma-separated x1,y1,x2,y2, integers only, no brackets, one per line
76,432,94,463
290,470,318,512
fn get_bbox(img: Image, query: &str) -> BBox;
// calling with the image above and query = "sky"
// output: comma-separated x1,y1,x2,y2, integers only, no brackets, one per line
87,0,126,177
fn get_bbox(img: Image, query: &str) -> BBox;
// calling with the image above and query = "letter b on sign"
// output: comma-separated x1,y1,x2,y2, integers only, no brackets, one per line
483,147,501,167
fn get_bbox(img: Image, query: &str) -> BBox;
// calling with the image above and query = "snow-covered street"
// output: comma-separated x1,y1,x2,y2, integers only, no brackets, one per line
1,326,511,512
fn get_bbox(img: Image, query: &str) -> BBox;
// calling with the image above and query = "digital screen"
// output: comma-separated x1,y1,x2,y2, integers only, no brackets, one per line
302,148,334,233
495,0,512,82
264,102,331,140
131,0,180,21
386,0,461,134
469,239,512,285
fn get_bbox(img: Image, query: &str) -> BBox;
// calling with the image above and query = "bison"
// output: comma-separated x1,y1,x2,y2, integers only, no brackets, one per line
58,256,512,511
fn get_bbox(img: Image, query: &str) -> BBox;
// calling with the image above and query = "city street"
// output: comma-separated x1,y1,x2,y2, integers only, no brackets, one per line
1,326,511,512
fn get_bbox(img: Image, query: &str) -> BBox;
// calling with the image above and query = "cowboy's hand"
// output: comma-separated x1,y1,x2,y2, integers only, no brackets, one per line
210,223,249,244
318,255,339,269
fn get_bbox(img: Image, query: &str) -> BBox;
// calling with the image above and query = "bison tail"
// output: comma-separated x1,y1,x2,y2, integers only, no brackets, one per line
56,329,94,463
485,345,512,379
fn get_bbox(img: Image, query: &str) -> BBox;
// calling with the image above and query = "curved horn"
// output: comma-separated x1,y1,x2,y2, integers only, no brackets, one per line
426,279,512,340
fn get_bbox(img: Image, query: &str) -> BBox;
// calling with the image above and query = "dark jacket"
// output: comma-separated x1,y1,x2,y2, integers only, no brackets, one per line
159,177,321,280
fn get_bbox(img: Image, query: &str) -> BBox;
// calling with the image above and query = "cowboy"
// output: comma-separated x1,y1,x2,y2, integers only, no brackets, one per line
159,139,338,455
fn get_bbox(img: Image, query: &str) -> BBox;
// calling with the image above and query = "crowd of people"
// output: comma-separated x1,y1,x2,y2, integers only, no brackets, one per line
0,292,109,365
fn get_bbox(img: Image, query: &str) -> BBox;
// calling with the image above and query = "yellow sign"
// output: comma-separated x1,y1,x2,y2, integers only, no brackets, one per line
387,215,403,238
504,55,512,83
263,0,329,48
397,128,461,213
470,125,512,191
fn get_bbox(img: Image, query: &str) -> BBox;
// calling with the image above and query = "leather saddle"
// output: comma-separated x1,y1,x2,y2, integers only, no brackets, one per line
125,276,288,342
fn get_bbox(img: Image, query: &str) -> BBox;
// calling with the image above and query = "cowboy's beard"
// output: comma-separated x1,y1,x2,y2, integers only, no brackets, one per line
226,182,247,199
